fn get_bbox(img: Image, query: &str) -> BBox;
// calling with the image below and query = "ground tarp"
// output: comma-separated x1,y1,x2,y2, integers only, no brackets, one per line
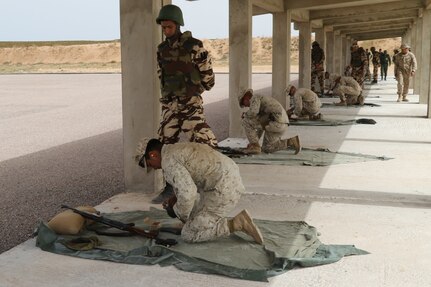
36,208,368,282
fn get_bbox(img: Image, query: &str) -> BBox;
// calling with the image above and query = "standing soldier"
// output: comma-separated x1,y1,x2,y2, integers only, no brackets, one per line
153,4,218,203
379,50,391,81
311,41,325,96
238,89,301,155
393,44,417,102
370,47,381,84
392,49,399,79
350,42,368,88
365,48,372,81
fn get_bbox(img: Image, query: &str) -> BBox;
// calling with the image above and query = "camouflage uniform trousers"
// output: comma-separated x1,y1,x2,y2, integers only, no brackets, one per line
242,115,289,153
372,64,380,81
181,172,244,242
395,69,411,97
351,67,366,88
311,68,325,93
333,86,361,105
158,96,218,147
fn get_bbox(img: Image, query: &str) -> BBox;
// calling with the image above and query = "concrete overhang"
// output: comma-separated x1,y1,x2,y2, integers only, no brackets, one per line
309,0,423,20
348,29,405,40
252,0,284,14
283,0,406,10
335,22,411,35
323,9,418,26
427,0,431,9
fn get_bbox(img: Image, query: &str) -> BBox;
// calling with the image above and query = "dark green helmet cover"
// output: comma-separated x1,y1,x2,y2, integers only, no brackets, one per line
156,4,184,26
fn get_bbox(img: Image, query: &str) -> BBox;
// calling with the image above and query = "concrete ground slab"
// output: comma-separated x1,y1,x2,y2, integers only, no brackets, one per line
1,77,431,286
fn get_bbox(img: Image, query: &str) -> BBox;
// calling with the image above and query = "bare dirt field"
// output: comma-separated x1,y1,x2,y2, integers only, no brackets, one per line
0,37,400,74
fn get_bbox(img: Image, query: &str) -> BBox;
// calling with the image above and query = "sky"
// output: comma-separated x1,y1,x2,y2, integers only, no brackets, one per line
0,0,297,42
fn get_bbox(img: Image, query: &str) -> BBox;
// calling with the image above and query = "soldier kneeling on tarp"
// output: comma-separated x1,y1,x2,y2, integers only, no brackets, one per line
238,89,301,155
325,72,364,106
285,84,322,121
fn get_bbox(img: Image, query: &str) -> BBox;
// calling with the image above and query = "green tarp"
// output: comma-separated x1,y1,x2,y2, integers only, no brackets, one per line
289,118,376,126
36,208,368,282
231,148,391,166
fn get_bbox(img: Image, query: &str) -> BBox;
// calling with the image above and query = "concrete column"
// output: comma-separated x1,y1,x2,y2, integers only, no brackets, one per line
272,10,291,108
298,21,311,88
341,35,347,72
334,32,342,75
325,29,334,73
345,38,352,67
414,17,423,95
120,0,164,192
314,28,325,47
421,9,431,105
410,23,417,90
229,0,252,137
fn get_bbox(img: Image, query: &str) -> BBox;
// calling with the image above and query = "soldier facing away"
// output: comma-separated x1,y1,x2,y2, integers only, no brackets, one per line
350,42,368,88
370,47,381,84
238,89,301,155
153,4,218,203
311,41,325,96
393,44,417,102
379,50,391,81
136,138,264,245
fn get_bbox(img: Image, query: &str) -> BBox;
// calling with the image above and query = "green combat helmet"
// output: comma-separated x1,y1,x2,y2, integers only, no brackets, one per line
156,4,184,26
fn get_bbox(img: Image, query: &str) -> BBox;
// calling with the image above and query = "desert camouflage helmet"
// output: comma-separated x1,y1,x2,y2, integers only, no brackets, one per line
135,137,152,172
156,4,184,26
400,43,410,49
238,88,253,107
285,84,294,96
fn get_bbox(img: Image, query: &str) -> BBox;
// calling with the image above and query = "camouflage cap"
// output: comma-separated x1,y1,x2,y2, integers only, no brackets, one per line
400,43,410,49
135,137,152,172
238,88,253,107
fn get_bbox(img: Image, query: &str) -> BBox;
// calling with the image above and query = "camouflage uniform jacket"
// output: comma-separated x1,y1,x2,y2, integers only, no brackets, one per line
328,73,362,92
162,143,244,223
244,94,289,125
394,52,417,73
350,49,368,69
157,31,215,102
311,46,325,71
291,88,321,116
371,51,381,65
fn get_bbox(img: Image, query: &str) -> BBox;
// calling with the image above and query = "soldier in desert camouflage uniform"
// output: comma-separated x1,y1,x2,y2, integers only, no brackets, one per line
311,41,325,96
325,72,364,106
153,4,218,203
238,89,301,154
350,42,368,88
370,47,381,83
393,44,417,102
136,138,264,245
285,84,322,120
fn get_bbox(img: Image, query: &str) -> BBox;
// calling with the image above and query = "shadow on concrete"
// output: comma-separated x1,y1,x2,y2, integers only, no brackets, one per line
0,130,125,253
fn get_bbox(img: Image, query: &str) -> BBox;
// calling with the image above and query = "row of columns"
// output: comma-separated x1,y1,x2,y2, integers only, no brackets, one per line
119,0,431,191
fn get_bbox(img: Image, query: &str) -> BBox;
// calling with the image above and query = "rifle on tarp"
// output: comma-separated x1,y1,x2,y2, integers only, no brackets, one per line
61,205,178,247
216,146,249,158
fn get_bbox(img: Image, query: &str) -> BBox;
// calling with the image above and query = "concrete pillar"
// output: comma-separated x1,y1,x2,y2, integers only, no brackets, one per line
346,38,352,67
314,28,325,48
325,29,334,73
414,17,423,95
120,0,164,192
298,21,311,88
410,23,417,90
229,0,252,137
341,35,347,72
272,10,291,108
421,9,431,106
334,32,342,75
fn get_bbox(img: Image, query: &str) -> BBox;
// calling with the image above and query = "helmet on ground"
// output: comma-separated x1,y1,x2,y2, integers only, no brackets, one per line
156,4,184,26
400,43,410,49
238,88,253,107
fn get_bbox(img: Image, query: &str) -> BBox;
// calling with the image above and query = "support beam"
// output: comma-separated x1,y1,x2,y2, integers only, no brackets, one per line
284,0,377,10
297,22,311,88
229,0,252,137
310,0,423,20
333,19,412,30
414,17,423,95
349,30,405,41
252,0,283,13
421,9,431,106
324,9,418,26
272,10,291,108
120,0,163,192
325,29,334,73
337,24,410,35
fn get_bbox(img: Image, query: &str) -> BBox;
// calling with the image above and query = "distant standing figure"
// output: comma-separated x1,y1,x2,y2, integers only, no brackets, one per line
379,50,391,81
370,47,380,84
311,41,325,96
350,42,368,88
393,44,417,102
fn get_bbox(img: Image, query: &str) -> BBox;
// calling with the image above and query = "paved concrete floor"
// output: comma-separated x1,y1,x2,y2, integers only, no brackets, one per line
1,76,431,286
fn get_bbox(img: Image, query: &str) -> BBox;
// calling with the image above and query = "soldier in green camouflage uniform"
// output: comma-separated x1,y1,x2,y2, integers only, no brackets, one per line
311,41,325,96
393,44,417,102
350,43,368,88
370,47,381,83
156,4,217,148
153,4,218,204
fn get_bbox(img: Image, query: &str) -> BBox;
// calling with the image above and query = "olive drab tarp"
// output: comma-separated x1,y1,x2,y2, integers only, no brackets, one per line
36,208,368,282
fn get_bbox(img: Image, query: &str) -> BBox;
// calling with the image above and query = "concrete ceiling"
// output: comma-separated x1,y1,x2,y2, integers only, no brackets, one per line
249,0,428,40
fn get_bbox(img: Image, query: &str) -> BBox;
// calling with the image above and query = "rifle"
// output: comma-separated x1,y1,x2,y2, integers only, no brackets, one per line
61,205,178,247
216,146,248,158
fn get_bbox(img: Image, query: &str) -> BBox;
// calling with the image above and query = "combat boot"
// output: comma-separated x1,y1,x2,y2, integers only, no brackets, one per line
242,143,261,154
335,101,347,106
357,95,365,106
402,96,409,102
228,209,263,244
397,95,402,102
287,135,301,155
